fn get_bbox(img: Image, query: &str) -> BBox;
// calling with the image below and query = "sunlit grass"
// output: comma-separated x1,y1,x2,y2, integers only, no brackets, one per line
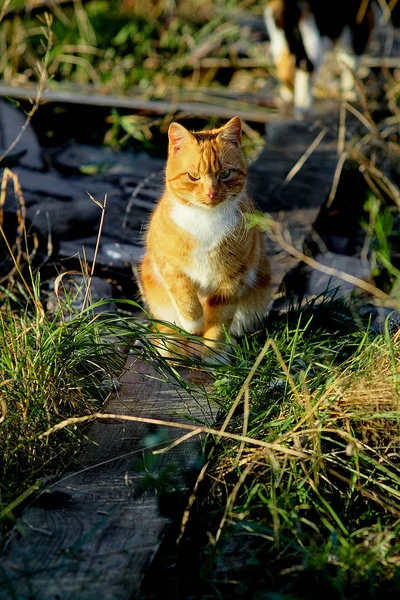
182,298,400,598
0,284,127,519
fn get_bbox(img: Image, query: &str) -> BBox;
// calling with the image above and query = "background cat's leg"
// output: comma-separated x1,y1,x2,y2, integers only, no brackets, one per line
264,4,295,106
293,69,314,116
336,26,359,100
276,51,296,104
294,12,324,116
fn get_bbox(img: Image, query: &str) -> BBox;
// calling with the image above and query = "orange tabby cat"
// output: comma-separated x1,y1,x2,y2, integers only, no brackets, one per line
139,116,271,360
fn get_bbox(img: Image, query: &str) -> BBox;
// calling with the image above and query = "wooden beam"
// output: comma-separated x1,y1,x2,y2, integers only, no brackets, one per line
0,84,278,123
3,0,85,17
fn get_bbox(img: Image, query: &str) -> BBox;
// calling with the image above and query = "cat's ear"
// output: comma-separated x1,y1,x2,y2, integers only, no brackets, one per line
168,122,195,154
218,116,242,145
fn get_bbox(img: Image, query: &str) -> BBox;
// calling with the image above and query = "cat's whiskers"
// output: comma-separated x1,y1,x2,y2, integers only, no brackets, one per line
224,198,250,248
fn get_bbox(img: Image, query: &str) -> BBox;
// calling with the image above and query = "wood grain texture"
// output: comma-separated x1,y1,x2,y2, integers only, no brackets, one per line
0,358,215,600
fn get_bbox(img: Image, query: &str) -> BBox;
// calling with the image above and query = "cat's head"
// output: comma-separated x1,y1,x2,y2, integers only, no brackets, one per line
165,116,248,209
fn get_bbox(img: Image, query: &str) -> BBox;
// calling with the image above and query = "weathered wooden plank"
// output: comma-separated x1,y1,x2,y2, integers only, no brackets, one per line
249,114,338,212
4,0,76,16
0,84,279,124
0,358,214,600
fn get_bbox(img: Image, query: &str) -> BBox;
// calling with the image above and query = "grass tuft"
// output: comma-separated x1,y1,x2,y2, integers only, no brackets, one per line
184,298,400,598
0,292,125,521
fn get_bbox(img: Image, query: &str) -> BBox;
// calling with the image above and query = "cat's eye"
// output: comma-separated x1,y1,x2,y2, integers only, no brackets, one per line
220,169,232,180
187,172,200,182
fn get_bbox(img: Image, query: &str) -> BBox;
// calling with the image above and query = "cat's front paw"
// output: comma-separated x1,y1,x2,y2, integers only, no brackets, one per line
179,316,204,336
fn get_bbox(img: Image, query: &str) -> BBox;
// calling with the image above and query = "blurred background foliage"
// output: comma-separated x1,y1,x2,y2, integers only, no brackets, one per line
1,0,269,96
1,0,274,155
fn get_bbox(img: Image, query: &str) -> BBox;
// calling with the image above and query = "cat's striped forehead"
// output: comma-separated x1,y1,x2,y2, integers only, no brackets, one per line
183,135,242,173
191,130,220,142
196,139,223,172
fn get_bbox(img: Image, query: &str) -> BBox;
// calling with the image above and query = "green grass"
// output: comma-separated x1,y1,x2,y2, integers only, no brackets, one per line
0,279,129,526
169,298,400,599
2,279,399,595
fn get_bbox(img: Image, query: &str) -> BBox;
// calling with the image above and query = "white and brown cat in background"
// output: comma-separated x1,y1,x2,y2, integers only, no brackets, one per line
265,0,375,115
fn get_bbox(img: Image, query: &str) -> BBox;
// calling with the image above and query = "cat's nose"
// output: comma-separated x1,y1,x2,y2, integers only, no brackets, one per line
207,190,216,199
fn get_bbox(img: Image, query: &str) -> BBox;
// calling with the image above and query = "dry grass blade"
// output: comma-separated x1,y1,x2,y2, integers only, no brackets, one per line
235,386,250,463
53,270,85,302
0,397,8,424
219,337,273,435
0,170,44,315
338,100,347,155
38,411,309,458
215,460,255,542
378,0,400,23
152,429,203,454
347,145,400,208
0,481,41,520
122,170,161,229
0,0,11,23
343,101,376,132
82,193,107,310
177,460,209,544
327,468,400,517
326,150,347,208
0,167,26,280
264,217,400,308
352,77,381,137
356,0,370,23
283,128,328,186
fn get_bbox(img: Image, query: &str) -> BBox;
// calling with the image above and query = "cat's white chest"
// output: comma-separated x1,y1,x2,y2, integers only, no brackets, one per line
170,198,239,247
187,248,219,294
170,199,240,293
